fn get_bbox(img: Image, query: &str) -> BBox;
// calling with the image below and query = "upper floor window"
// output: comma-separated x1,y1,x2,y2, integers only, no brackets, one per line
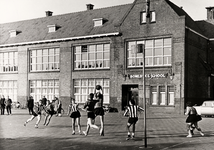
30,48,60,72
74,44,110,70
127,38,171,68
141,11,156,24
0,51,18,73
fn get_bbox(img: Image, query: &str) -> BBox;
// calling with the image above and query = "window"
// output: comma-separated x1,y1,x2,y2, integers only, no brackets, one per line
141,11,156,24
93,18,104,27
141,12,147,24
151,85,174,106
74,44,110,70
47,25,57,33
30,48,60,71
150,11,156,22
74,79,110,104
0,81,17,102
30,80,59,102
127,38,171,68
0,51,18,73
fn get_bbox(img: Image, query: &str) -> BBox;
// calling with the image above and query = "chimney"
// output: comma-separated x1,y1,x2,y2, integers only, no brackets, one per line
206,7,214,20
45,11,53,17
86,4,94,10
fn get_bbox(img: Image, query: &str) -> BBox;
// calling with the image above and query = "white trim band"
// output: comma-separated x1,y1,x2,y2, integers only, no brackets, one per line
0,32,120,48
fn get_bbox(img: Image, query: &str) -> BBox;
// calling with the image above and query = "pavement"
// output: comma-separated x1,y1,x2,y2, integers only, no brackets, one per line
1,108,214,150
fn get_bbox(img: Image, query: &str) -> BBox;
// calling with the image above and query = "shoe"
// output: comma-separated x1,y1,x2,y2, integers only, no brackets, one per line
82,131,87,136
72,131,75,135
126,135,131,140
200,132,204,136
186,134,192,138
35,124,38,128
24,122,27,126
131,134,135,139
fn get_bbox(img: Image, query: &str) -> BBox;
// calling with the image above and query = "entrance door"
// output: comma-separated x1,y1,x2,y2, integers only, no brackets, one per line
122,84,138,110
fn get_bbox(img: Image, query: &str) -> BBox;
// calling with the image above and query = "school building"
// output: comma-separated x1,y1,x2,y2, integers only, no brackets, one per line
1,0,214,114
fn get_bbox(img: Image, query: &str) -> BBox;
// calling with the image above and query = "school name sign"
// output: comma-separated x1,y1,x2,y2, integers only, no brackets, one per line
130,73,167,79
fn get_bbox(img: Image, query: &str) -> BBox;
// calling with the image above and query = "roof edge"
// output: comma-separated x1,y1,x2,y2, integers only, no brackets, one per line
0,32,121,48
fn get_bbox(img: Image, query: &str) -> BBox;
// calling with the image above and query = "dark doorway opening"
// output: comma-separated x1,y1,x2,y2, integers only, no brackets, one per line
122,84,138,110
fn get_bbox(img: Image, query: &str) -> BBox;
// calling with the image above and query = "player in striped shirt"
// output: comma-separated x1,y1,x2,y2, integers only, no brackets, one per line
124,98,144,140
67,98,82,135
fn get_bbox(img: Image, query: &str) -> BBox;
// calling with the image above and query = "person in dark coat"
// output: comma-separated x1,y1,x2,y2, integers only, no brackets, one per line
6,96,12,115
27,96,34,115
41,96,47,106
0,95,6,115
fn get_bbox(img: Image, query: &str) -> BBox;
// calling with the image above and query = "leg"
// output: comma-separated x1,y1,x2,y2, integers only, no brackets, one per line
99,115,104,136
83,118,92,136
9,106,11,114
35,115,41,128
132,123,136,138
126,122,132,140
45,114,53,126
24,115,36,126
72,118,76,134
193,122,204,136
43,113,49,125
6,106,9,115
186,123,192,137
76,117,82,134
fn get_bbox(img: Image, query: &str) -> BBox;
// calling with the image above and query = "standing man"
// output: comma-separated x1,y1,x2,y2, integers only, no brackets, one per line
0,95,6,115
41,96,47,106
6,96,12,115
27,96,34,115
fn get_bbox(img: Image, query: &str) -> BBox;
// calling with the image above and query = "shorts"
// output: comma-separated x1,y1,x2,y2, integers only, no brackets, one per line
87,111,95,119
70,111,81,118
94,107,105,116
32,111,40,117
128,117,138,124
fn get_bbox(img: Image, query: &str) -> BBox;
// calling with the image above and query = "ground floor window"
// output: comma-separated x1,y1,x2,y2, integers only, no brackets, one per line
30,80,59,102
74,79,110,104
0,80,17,102
151,85,174,106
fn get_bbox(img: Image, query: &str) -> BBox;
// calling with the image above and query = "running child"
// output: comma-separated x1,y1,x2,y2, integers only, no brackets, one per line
43,100,55,126
124,98,144,140
24,100,45,128
67,98,82,135
82,93,99,136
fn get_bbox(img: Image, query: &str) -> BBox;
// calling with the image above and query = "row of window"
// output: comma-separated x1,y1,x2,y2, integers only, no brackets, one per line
0,79,175,107
0,37,171,73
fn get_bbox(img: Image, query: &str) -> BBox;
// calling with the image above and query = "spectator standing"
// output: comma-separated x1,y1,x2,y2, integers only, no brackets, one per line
6,96,12,115
0,95,6,115
41,96,47,106
27,96,34,115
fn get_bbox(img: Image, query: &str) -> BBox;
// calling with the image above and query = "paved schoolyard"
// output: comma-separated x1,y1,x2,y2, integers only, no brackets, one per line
1,109,214,150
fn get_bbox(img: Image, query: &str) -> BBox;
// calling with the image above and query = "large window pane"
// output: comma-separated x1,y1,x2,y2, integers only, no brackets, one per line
0,52,18,73
127,38,171,67
74,44,110,70
30,48,60,72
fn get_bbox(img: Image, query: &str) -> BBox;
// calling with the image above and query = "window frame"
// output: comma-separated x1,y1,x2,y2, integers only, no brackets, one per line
0,51,18,73
127,37,172,68
29,47,60,72
74,79,110,104
74,43,110,70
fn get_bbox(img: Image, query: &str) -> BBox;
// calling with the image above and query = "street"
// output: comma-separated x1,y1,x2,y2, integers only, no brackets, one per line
1,109,214,150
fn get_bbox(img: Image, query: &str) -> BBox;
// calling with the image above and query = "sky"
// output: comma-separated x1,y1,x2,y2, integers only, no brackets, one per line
0,0,214,24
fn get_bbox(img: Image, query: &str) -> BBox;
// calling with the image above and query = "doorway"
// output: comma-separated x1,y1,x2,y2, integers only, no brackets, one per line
122,84,139,110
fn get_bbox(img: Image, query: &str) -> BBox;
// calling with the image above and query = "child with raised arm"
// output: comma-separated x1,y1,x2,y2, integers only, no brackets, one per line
93,85,105,136
124,98,144,140
82,93,99,136
67,98,82,135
